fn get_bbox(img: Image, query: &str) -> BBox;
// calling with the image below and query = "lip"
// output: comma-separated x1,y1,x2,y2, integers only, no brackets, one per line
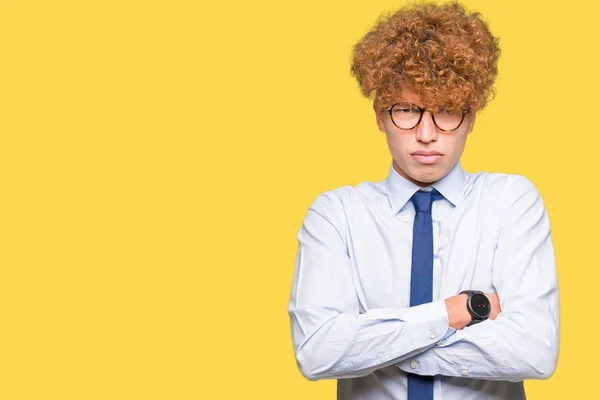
411,152,443,165
411,151,443,156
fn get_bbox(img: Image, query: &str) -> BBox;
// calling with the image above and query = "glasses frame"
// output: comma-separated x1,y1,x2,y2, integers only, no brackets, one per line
387,103,471,132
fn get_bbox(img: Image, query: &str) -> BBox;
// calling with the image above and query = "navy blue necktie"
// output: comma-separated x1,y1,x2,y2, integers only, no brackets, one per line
407,189,444,400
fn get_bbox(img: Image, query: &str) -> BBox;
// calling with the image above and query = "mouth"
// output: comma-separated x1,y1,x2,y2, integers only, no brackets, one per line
410,152,443,165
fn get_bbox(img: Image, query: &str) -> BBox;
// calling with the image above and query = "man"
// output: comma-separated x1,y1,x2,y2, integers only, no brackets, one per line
287,2,559,400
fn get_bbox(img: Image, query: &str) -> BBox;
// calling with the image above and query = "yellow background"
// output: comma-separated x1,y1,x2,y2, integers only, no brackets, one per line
0,0,595,398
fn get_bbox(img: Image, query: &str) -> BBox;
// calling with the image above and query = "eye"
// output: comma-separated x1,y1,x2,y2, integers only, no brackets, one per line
392,104,420,113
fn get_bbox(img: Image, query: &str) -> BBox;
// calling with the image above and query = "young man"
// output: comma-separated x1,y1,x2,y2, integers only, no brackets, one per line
288,2,559,399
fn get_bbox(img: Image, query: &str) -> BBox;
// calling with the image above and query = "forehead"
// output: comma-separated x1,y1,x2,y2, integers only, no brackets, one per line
391,91,424,107
389,91,468,111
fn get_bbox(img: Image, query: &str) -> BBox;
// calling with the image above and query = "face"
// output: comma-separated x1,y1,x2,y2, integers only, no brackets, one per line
375,93,476,187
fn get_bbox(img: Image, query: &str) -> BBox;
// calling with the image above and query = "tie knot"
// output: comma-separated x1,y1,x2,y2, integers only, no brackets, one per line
410,189,443,214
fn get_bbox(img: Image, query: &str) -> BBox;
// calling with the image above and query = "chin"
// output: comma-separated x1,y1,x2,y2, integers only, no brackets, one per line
414,164,450,181
415,177,438,186
410,171,440,184
395,160,446,185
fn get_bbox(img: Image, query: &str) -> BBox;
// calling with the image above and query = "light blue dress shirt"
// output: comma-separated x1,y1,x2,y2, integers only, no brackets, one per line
288,162,559,400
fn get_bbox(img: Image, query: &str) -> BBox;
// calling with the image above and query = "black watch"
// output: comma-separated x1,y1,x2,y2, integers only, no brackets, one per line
460,290,491,326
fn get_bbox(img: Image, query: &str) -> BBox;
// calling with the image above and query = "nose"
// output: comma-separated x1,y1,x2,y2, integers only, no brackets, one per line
415,111,438,143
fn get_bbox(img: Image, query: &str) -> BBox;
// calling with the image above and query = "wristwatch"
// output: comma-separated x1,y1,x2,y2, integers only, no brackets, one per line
460,290,491,326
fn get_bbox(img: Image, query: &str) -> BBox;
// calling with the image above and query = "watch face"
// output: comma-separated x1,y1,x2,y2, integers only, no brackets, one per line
470,293,490,318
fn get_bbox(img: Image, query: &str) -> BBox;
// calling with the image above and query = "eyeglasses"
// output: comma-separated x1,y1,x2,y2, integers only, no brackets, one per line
387,103,470,132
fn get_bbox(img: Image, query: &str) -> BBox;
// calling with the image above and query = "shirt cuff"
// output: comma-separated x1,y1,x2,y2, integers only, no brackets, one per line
400,300,451,349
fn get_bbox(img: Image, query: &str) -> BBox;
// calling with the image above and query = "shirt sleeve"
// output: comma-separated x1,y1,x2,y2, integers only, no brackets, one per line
396,175,560,382
288,191,452,381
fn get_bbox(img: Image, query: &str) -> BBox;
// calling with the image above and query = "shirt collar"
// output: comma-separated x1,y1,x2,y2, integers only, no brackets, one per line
385,161,466,214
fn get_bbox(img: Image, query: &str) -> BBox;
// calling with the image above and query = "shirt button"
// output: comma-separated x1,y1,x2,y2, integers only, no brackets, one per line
430,329,436,339
410,361,418,369
460,369,468,376
379,353,387,360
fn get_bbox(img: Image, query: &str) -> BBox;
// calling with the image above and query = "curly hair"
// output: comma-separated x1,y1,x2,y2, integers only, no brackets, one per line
351,1,500,111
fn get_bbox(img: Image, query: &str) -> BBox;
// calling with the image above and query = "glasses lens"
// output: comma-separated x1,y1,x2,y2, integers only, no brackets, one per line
390,103,421,129
433,109,464,131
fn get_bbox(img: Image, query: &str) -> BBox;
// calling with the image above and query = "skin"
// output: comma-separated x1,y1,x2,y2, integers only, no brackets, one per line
374,92,475,187
446,293,501,330
374,92,501,328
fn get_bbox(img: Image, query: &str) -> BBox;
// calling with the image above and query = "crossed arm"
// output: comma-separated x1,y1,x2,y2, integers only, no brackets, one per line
288,176,559,382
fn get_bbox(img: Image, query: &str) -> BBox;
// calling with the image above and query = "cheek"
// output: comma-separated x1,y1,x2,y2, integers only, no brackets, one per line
386,139,407,159
441,135,467,157
385,131,410,153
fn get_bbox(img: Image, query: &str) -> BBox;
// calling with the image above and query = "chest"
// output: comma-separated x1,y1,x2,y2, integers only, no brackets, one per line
345,193,501,310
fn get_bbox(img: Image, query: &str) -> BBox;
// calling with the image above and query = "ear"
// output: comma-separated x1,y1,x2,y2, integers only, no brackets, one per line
373,101,386,133
466,111,476,134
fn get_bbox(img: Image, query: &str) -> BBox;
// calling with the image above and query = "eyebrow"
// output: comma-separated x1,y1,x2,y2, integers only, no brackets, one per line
393,102,422,108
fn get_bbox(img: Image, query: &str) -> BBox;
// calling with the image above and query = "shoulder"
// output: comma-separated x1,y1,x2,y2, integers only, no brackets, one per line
466,172,545,221
310,179,386,206
468,171,541,198
306,180,386,218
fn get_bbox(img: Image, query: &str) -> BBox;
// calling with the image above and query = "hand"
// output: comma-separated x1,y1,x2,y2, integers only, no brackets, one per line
445,292,502,330
445,293,470,330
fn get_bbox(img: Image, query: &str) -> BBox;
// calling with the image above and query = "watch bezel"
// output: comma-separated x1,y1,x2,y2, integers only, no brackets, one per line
468,292,491,319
